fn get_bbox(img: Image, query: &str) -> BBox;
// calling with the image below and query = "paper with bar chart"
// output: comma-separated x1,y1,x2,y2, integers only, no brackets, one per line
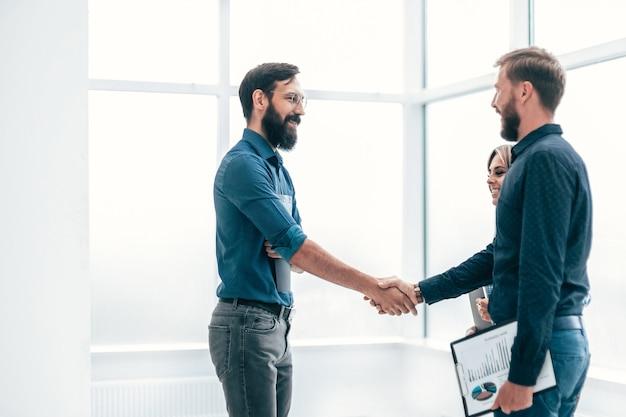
450,321,557,417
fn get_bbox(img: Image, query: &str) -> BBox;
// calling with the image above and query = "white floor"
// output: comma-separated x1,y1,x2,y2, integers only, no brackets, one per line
91,339,623,417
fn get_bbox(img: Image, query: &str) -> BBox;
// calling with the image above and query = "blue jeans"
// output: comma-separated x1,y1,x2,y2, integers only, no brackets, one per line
494,328,590,417
209,300,293,417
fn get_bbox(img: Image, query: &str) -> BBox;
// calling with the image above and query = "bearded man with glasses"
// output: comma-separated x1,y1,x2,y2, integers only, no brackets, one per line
208,62,419,417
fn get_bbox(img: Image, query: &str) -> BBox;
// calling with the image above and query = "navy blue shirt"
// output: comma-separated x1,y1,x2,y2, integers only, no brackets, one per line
420,124,592,386
213,129,307,306
492,124,592,385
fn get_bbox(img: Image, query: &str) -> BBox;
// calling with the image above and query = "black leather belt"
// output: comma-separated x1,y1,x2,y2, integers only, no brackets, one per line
220,298,295,320
553,315,583,330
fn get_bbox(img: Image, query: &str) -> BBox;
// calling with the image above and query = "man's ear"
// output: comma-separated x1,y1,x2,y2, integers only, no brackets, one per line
252,89,266,110
520,81,533,101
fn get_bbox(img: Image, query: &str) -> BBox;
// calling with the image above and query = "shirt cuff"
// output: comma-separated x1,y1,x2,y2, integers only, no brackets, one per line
274,225,307,262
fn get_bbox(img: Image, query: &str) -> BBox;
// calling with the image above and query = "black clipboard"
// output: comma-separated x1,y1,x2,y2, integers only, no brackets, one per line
450,320,557,417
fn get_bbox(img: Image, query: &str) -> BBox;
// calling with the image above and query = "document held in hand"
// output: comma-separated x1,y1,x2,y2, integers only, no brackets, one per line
450,320,557,417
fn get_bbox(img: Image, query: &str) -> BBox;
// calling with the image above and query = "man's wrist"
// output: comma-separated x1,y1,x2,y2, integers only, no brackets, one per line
413,284,425,304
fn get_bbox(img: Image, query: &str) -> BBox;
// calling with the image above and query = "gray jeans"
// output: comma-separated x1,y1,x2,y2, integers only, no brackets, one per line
209,299,293,417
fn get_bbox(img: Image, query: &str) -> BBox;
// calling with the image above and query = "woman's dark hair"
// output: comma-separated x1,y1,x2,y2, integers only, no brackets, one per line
239,63,300,121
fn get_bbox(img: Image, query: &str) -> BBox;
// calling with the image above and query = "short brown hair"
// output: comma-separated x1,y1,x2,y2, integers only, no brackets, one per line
495,46,565,113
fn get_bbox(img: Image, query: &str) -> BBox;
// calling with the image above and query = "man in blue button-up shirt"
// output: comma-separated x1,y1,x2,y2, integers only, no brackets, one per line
209,63,419,417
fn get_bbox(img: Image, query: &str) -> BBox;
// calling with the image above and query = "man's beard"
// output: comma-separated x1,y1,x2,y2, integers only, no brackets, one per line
262,103,300,151
500,95,520,142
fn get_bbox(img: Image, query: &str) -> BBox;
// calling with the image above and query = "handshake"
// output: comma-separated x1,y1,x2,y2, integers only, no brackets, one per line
363,277,425,316
365,277,491,326
264,239,425,316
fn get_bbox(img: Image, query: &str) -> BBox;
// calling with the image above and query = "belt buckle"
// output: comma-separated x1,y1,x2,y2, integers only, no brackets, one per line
281,306,295,320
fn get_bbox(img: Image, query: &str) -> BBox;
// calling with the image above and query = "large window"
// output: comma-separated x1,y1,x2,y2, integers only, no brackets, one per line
89,0,626,377
89,0,220,348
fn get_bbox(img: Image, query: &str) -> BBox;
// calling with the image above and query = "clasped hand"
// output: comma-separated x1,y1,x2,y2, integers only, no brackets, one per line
363,277,421,316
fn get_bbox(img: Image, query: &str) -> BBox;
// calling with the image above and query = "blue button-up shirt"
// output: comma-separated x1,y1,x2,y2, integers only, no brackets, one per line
213,129,307,306
420,124,592,386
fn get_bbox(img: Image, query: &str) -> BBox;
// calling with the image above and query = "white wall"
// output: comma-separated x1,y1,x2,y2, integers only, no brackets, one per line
0,1,90,416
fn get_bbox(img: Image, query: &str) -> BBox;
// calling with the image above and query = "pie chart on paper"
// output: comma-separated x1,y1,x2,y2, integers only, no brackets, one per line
471,382,497,401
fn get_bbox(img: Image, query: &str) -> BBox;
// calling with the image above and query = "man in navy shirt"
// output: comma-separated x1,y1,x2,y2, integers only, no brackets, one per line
209,63,419,417
380,47,592,416
487,46,592,417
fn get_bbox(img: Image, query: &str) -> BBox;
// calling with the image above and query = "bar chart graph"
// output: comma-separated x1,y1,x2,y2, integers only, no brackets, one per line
466,339,511,382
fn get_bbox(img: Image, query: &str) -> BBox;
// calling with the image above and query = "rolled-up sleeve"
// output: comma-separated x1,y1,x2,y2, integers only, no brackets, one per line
221,153,307,262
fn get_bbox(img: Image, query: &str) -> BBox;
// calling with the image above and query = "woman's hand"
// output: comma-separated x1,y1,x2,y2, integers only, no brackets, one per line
476,297,491,322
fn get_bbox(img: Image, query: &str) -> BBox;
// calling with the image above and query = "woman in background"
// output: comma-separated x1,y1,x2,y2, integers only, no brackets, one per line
467,144,513,335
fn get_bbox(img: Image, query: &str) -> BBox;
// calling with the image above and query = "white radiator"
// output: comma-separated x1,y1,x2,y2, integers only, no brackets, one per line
91,377,227,417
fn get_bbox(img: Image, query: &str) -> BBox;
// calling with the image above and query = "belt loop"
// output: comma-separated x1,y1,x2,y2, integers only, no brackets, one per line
232,298,239,309
279,305,286,320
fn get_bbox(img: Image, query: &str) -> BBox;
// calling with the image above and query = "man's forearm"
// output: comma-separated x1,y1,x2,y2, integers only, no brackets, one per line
290,238,418,315
290,239,375,293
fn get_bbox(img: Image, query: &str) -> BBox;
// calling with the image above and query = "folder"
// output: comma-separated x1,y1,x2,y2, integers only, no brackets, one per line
467,287,493,331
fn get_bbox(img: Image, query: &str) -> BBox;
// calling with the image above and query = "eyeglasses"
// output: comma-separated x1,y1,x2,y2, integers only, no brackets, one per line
268,90,308,109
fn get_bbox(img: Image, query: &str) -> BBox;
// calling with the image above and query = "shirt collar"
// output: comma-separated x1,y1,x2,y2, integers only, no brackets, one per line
242,128,283,166
511,124,563,163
